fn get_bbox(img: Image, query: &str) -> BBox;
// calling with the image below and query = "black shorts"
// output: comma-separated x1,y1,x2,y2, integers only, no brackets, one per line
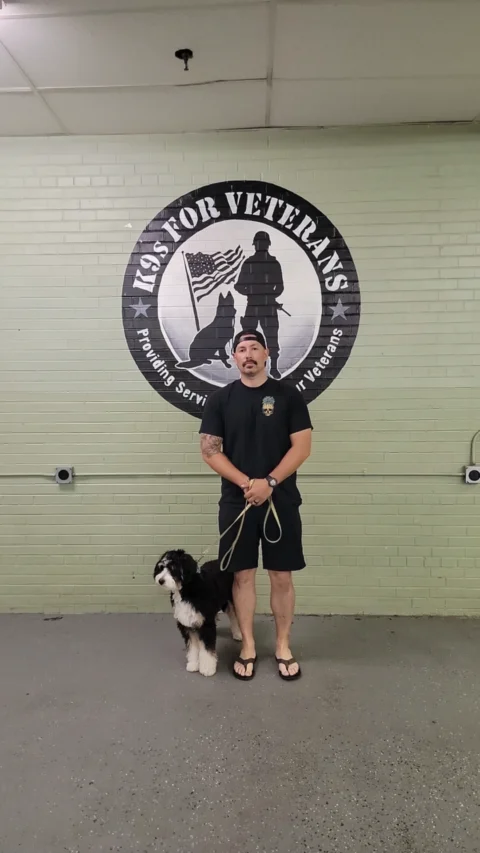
218,497,305,573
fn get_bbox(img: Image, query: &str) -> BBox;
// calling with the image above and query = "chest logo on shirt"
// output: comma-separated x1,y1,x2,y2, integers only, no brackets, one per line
262,396,275,417
122,180,360,419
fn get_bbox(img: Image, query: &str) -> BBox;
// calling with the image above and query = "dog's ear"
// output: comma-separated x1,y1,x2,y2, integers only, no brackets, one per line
178,551,198,583
153,553,165,578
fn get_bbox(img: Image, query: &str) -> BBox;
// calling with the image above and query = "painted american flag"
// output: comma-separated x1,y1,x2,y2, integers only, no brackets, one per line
185,245,244,301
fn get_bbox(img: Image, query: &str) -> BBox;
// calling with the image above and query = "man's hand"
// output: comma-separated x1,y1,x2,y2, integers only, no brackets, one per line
244,479,272,506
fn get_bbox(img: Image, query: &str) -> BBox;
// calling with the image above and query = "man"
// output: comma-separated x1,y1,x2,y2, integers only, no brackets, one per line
199,329,312,681
234,231,284,380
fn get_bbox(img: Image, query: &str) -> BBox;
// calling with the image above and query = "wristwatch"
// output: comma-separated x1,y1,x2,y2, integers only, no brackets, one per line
266,475,278,489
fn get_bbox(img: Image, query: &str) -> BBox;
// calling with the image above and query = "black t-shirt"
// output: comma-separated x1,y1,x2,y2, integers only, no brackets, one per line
199,378,313,506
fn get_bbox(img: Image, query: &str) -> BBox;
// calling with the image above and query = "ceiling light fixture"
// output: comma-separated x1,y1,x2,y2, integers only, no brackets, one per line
175,48,193,72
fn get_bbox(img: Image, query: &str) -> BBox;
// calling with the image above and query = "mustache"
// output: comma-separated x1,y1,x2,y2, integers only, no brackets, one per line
243,359,257,365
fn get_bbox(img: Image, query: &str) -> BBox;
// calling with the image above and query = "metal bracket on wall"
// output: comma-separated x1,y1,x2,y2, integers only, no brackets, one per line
465,466,480,484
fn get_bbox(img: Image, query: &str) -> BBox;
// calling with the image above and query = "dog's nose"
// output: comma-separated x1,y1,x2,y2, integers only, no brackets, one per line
156,576,164,585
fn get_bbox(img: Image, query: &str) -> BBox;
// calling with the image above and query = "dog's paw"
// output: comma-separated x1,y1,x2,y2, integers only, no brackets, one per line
186,661,200,673
200,663,217,677
199,652,217,677
232,630,242,642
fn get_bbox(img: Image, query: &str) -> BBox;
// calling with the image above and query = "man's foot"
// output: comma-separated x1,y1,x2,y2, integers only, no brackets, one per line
233,646,256,679
275,648,301,680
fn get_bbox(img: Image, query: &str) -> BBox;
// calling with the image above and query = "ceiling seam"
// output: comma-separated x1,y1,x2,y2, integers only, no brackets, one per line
29,71,480,95
265,0,277,128
0,36,69,134
270,73,480,82
36,78,265,94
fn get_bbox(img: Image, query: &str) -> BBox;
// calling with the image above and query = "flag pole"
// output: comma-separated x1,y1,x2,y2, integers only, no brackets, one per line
182,252,200,332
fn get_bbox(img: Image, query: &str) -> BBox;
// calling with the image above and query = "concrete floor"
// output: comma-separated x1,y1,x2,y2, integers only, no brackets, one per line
1,616,480,853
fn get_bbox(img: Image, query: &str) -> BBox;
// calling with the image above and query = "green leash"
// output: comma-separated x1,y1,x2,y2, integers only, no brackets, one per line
197,480,283,571
219,496,283,572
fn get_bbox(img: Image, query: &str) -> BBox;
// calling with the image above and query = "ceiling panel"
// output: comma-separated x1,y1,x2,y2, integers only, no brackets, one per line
0,42,29,90
43,80,266,134
0,5,268,89
271,77,480,127
2,0,480,135
0,93,62,134
274,2,480,79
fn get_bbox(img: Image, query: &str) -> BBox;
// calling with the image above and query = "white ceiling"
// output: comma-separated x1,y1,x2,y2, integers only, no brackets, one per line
1,0,480,135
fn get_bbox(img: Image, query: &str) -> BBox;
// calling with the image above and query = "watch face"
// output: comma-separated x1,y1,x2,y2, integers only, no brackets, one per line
269,477,277,487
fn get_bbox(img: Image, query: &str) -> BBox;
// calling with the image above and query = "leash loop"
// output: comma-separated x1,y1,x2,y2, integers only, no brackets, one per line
219,503,250,572
219,495,283,572
198,480,283,571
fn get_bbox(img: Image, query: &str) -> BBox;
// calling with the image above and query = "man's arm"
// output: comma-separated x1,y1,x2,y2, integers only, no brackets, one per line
244,429,312,504
269,428,312,483
200,434,249,490
234,260,251,296
272,259,284,298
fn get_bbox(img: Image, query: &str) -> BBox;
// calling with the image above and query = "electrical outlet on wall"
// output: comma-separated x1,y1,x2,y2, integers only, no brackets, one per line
55,467,74,485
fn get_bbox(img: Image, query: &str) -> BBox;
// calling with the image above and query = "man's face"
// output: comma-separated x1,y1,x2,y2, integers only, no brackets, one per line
233,339,268,376
254,236,270,252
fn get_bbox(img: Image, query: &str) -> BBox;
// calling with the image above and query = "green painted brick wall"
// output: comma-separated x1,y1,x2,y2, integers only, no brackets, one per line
1,124,480,615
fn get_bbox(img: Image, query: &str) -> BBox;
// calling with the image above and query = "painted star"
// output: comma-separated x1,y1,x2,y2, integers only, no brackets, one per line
130,298,151,319
329,297,350,320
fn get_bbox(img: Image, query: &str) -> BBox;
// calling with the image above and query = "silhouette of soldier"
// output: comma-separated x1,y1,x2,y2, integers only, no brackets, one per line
234,231,286,379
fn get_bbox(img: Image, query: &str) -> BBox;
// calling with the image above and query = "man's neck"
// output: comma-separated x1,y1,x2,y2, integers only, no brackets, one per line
240,371,269,388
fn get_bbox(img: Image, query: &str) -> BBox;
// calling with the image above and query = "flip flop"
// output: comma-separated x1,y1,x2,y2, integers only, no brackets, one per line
233,656,257,681
276,656,302,681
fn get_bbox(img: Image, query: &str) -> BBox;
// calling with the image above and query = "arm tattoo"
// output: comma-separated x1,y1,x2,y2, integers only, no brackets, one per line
200,433,223,458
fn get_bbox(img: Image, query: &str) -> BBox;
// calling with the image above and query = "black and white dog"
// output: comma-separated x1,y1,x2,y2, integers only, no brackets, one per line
153,549,242,677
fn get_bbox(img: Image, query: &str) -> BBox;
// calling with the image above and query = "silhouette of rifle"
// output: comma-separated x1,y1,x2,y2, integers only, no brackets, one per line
275,301,291,317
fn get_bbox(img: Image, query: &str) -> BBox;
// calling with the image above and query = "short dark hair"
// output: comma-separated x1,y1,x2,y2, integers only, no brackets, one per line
232,329,267,351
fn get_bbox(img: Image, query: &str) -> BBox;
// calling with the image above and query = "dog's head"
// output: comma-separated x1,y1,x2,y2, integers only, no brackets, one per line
153,549,198,592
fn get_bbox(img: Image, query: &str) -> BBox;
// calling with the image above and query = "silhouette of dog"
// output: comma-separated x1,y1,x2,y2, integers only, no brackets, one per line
176,291,236,370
